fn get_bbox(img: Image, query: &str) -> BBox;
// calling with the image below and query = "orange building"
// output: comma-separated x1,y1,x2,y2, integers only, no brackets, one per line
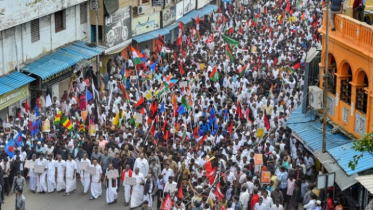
319,10,373,138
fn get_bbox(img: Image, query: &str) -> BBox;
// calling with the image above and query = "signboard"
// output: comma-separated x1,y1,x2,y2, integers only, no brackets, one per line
132,12,161,36
107,169,119,179
152,0,164,7
0,85,29,111
25,160,35,169
355,112,366,136
42,119,50,132
179,81,188,88
104,6,132,48
135,113,143,124
41,67,73,85
254,154,263,165
183,0,196,15
261,171,271,183
162,6,176,27
317,172,335,189
88,124,96,136
86,166,96,175
165,183,177,194
327,95,335,116
176,1,184,20
197,0,211,9
125,177,137,185
79,161,89,171
34,165,45,174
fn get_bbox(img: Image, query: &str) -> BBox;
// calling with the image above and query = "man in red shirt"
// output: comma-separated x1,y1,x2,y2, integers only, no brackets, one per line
326,193,334,210
353,0,365,21
251,188,260,210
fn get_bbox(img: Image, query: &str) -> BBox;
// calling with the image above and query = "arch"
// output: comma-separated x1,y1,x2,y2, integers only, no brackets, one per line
339,60,352,76
326,53,337,94
355,69,369,87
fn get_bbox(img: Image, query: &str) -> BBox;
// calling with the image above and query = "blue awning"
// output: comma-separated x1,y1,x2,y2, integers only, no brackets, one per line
287,106,351,154
179,10,199,24
163,22,179,32
0,71,35,95
199,4,219,16
22,41,106,80
132,28,170,43
328,142,373,175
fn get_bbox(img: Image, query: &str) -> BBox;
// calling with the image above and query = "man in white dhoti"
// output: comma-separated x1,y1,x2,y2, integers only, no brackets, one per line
28,154,38,193
130,167,145,209
89,158,102,200
46,154,57,193
121,164,133,206
79,154,91,194
143,174,154,207
35,153,47,193
55,155,66,192
64,154,76,196
104,163,117,204
133,153,149,177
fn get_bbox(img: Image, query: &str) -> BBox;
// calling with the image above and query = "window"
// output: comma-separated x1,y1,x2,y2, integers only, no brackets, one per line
80,3,87,24
340,68,352,104
55,10,65,33
31,19,40,42
356,74,368,114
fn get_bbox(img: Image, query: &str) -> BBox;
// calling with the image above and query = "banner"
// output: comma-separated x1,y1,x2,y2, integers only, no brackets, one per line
132,12,161,36
176,1,184,20
197,0,211,9
261,171,271,183
162,6,176,27
104,6,132,48
183,0,196,14
42,119,50,132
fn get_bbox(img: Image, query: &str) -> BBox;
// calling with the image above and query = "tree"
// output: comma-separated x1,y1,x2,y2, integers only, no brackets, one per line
348,132,373,170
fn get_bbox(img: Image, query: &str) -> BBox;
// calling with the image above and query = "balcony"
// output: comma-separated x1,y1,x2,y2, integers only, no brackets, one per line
319,10,373,59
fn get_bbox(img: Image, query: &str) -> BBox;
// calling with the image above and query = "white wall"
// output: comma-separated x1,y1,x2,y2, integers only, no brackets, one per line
0,4,90,76
0,0,88,31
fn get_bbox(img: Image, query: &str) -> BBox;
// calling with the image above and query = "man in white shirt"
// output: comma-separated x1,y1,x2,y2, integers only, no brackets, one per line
270,199,284,210
254,197,267,210
161,163,174,183
262,191,274,210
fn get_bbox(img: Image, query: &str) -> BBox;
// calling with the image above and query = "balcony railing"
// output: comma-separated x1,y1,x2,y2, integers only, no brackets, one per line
320,10,373,56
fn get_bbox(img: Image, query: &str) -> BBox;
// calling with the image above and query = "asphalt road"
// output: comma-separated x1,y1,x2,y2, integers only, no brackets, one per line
3,178,158,210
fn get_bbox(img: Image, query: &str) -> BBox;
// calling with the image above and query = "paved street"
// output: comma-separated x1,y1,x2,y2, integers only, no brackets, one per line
3,179,157,210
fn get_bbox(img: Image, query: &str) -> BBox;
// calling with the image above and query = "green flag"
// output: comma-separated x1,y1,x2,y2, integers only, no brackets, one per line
211,71,220,82
181,96,191,110
222,35,239,46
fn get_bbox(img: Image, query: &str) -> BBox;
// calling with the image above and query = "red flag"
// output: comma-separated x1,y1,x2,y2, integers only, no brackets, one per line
209,66,217,79
286,2,291,12
264,111,270,130
163,118,167,132
198,135,207,146
150,101,157,117
273,57,278,67
173,52,177,61
218,7,221,13
290,7,294,15
187,37,193,48
164,130,169,140
179,21,184,32
176,35,182,46
134,97,144,108
246,109,253,123
156,34,165,47
236,103,243,119
140,107,145,114
162,194,174,210
180,47,186,57
205,34,214,44
179,63,185,76
228,121,233,135
229,27,234,34
222,15,226,23
147,117,152,125
264,7,268,14
193,127,199,139
205,158,217,184
25,100,30,113
178,183,183,199
239,25,243,34
150,124,155,137
215,183,224,201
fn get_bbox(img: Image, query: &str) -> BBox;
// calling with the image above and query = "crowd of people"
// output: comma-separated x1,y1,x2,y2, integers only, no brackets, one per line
0,0,331,210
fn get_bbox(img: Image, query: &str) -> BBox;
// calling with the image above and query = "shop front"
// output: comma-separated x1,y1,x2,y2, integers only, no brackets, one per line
21,41,105,104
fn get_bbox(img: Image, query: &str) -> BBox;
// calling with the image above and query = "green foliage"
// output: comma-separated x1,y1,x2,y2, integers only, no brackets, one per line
348,132,373,170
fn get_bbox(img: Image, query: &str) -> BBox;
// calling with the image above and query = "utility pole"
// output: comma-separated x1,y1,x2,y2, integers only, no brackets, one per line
322,0,330,153
93,0,101,88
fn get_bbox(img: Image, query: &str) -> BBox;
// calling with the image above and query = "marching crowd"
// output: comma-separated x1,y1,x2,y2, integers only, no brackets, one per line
0,0,331,210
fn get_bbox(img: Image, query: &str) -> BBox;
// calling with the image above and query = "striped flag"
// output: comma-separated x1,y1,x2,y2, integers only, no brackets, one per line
61,117,73,131
130,46,144,65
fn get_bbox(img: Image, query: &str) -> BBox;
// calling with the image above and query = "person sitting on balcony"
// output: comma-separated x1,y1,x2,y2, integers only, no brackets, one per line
330,0,344,31
353,0,365,22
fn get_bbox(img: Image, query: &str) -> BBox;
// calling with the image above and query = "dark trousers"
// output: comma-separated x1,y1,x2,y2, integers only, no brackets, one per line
156,189,163,209
2,178,8,196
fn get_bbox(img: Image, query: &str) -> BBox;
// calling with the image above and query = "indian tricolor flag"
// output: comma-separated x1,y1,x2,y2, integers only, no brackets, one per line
131,46,144,65
238,65,247,77
269,84,274,99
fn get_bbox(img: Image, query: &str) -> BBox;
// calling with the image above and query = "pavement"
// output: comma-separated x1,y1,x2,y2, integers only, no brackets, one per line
3,179,158,210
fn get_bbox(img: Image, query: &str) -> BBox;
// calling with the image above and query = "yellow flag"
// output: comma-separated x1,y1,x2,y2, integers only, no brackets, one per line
145,91,153,100
113,112,120,126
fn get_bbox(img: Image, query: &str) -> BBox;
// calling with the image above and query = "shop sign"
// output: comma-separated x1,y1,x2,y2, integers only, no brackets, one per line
104,6,132,48
42,67,73,85
327,95,335,116
355,112,366,136
162,6,176,27
183,0,196,15
132,12,161,36
197,0,211,9
0,85,29,111
176,1,184,20
152,0,164,7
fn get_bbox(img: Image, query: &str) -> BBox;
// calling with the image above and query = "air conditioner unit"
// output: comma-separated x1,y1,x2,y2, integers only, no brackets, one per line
308,86,323,110
137,6,145,15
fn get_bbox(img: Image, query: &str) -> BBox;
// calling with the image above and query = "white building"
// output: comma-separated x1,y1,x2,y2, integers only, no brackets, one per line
0,0,104,117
